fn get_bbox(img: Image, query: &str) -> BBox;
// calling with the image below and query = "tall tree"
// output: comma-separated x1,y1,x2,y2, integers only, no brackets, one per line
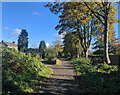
39,40,46,58
18,29,28,52
83,2,118,64
45,2,98,58
63,31,83,58
45,2,118,63
39,40,46,50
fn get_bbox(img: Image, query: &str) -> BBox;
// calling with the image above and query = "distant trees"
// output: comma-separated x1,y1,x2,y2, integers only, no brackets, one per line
26,48,40,57
39,40,46,50
39,40,46,58
45,45,56,58
52,40,63,56
63,31,82,58
44,40,63,58
18,29,28,52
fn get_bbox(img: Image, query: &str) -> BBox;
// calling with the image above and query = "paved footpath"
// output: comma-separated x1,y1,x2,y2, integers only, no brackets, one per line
36,58,81,95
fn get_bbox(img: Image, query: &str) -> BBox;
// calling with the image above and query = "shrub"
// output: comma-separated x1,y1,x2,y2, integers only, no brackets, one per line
47,57,57,64
71,57,119,94
47,57,61,65
56,59,61,66
2,46,52,94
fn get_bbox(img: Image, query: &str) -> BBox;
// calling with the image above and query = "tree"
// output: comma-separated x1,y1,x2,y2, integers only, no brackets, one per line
63,31,83,58
39,40,46,58
52,40,63,56
18,29,28,52
45,45,56,58
45,2,98,58
83,2,118,64
45,2,118,63
39,40,46,50
93,27,119,55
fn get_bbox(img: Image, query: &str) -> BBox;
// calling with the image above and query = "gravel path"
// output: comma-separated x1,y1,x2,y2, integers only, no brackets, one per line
37,58,81,95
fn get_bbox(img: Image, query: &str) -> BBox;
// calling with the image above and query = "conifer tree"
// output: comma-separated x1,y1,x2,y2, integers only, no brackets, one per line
18,29,28,52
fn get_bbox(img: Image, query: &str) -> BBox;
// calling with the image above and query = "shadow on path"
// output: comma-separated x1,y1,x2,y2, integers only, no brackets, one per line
35,77,80,94
35,58,81,94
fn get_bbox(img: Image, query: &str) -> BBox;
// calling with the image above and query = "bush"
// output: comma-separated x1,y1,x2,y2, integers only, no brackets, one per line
71,57,119,94
45,48,56,58
2,46,52,94
56,59,61,66
47,57,61,65
47,57,57,64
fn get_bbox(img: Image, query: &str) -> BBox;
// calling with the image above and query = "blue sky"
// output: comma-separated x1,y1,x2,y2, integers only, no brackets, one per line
2,2,61,48
2,2,119,49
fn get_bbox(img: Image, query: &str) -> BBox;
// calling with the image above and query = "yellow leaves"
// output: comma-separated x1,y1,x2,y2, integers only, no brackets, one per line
98,37,101,40
115,19,119,23
115,12,117,15
111,5,116,10
52,40,63,53
69,9,72,13
83,20,86,24
88,11,91,15
86,17,90,21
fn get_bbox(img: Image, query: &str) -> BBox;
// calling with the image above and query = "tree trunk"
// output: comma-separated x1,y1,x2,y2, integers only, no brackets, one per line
104,9,111,64
84,49,88,58
56,52,58,57
77,54,80,58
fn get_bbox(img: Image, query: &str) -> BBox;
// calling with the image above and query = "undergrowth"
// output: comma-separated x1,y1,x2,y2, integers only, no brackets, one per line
71,57,120,94
1,46,52,94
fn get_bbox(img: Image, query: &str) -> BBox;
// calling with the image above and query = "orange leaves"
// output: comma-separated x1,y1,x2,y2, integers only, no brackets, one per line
52,40,63,53
115,12,117,15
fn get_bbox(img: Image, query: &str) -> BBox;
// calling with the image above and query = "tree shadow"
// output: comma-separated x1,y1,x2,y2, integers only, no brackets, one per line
75,70,120,95
41,61,55,65
33,77,81,94
52,67,73,69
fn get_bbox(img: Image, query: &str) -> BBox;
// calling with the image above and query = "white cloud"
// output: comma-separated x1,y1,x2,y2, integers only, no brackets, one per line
4,27,8,30
32,12,39,16
46,43,50,48
12,29,21,37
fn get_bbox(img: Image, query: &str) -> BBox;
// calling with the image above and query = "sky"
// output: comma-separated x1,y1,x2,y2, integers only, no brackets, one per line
2,2,61,48
2,2,119,49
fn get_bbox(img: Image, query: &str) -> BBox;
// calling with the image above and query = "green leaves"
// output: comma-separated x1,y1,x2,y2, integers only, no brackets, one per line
2,47,52,94
71,57,119,94
18,29,28,52
63,31,82,58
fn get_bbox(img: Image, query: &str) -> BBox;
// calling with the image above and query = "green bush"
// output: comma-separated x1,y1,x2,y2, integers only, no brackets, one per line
71,57,119,94
43,57,48,61
47,57,61,65
2,46,52,94
56,59,61,66
47,57,57,64
45,48,56,58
